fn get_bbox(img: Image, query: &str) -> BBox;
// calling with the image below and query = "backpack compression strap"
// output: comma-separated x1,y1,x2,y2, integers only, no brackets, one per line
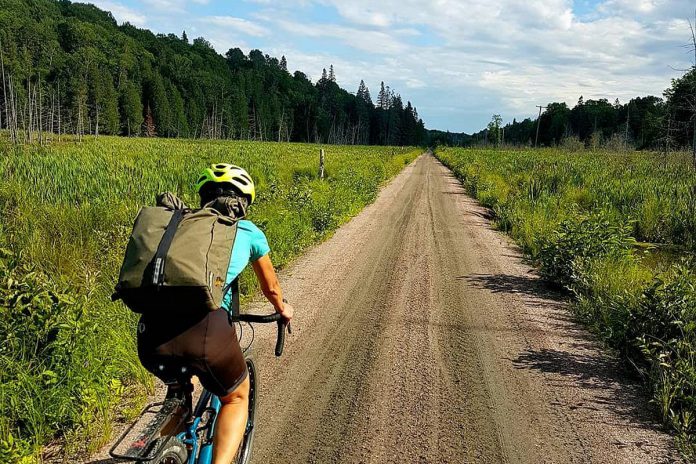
146,209,185,286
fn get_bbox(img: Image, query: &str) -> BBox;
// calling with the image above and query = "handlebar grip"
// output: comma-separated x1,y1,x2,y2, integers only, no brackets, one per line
235,313,282,323
231,312,288,357
275,320,286,357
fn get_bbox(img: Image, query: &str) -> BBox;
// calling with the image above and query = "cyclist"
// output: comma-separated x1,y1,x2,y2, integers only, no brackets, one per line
136,164,293,464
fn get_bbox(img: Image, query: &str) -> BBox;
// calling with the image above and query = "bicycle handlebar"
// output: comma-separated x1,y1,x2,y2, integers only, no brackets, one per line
230,312,290,357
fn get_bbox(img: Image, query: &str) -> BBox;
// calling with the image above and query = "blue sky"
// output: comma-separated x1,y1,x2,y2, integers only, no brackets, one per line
90,0,695,133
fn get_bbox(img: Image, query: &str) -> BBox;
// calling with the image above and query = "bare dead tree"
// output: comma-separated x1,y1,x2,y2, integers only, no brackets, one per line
688,13,696,167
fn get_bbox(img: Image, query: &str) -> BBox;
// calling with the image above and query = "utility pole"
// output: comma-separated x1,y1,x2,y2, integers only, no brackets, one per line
534,105,546,148
624,104,630,150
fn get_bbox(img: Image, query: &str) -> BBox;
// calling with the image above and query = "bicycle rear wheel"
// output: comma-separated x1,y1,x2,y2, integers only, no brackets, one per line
143,437,188,464
235,357,258,464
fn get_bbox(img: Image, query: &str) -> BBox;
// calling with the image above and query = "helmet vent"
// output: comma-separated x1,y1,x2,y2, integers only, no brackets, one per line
235,177,249,185
197,176,206,183
214,171,225,177
215,164,227,169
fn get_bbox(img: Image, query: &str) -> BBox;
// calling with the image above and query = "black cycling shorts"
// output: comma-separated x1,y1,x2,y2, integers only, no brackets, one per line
137,309,248,397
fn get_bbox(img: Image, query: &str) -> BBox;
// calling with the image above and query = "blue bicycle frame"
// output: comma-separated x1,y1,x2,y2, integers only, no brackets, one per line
176,394,221,464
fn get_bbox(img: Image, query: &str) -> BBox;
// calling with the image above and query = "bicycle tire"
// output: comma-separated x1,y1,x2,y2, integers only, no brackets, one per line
235,357,258,464
142,437,188,464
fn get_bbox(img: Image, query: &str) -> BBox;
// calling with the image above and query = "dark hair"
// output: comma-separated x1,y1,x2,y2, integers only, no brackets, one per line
199,182,240,207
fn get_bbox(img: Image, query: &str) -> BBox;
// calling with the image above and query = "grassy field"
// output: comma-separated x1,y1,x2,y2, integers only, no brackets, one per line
0,136,420,463
436,147,696,454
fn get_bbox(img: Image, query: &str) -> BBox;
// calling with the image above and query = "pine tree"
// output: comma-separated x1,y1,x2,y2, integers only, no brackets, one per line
377,81,386,110
119,80,142,136
280,55,287,72
357,80,365,99
363,85,372,106
328,64,335,82
321,68,328,81
182,30,188,43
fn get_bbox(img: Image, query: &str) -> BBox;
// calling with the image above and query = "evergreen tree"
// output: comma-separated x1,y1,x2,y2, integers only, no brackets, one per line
280,55,287,72
328,64,335,82
119,80,142,136
182,30,188,43
377,81,387,110
363,86,372,106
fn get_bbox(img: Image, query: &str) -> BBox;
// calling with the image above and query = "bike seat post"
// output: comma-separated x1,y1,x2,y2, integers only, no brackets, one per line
162,369,194,432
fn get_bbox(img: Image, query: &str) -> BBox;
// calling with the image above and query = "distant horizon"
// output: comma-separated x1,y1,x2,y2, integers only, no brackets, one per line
89,0,694,133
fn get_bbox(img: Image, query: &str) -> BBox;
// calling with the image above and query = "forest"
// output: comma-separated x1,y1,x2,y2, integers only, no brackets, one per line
0,0,428,146
433,67,696,152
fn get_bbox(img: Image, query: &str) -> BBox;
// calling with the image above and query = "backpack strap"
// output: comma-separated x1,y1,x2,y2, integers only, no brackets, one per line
146,209,185,286
222,277,241,316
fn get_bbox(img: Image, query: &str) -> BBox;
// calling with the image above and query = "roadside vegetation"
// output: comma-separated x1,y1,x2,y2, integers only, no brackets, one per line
436,147,696,455
0,136,419,463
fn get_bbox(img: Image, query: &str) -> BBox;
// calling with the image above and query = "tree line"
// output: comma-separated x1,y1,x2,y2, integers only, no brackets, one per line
432,66,696,155
0,0,428,146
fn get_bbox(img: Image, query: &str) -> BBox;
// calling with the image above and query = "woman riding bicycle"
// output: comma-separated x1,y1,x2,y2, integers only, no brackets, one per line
136,164,293,464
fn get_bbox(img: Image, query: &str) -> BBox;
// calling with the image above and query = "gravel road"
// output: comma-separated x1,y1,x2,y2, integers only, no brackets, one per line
247,153,680,463
90,153,680,464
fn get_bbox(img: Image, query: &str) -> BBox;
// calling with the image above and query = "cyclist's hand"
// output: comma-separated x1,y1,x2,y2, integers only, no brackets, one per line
279,301,294,323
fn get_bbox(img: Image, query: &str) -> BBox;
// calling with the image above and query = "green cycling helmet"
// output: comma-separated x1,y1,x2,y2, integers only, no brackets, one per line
196,163,256,204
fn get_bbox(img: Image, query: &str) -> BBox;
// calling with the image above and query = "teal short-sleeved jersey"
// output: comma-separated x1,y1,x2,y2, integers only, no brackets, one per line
221,219,270,310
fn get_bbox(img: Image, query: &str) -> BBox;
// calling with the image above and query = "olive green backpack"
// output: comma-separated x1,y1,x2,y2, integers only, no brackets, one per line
113,192,243,314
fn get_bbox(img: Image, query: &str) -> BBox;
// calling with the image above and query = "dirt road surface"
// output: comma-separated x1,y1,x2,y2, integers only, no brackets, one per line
92,154,681,463
248,154,679,464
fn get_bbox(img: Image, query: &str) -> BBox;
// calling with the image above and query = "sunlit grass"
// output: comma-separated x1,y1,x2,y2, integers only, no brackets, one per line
0,136,420,462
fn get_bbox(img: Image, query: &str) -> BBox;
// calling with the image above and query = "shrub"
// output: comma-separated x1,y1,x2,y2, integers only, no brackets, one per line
539,212,636,288
561,135,585,151
630,264,696,437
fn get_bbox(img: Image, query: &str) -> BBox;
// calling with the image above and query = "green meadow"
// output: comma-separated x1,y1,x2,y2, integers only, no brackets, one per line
0,136,419,462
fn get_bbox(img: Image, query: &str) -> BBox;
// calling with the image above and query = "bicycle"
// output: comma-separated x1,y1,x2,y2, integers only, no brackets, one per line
109,311,289,464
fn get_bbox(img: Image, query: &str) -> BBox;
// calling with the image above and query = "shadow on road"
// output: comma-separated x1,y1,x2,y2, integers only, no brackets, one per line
462,272,664,432
511,347,661,430
459,272,565,301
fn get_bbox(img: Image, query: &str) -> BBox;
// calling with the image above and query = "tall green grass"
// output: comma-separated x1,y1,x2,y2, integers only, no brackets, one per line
0,136,420,462
437,147,696,455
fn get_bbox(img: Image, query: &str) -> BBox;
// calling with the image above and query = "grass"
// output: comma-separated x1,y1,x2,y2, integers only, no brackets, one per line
0,136,420,463
436,146,696,456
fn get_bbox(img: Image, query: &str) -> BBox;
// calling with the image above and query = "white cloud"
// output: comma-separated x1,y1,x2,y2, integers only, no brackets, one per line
270,18,408,54
88,0,147,26
204,16,269,37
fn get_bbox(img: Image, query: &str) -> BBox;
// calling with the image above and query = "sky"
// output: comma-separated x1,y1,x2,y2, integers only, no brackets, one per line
89,0,695,133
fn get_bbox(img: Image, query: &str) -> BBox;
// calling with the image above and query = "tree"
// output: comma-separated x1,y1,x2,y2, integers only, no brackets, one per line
143,103,156,136
487,114,503,146
182,30,188,43
280,55,287,72
328,64,335,82
119,80,142,136
377,81,387,110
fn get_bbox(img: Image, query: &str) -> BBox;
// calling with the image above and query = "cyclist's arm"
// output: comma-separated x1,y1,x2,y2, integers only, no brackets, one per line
252,254,293,321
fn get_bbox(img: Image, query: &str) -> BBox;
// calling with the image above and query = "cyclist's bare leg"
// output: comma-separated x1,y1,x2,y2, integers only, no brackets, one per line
212,375,250,464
